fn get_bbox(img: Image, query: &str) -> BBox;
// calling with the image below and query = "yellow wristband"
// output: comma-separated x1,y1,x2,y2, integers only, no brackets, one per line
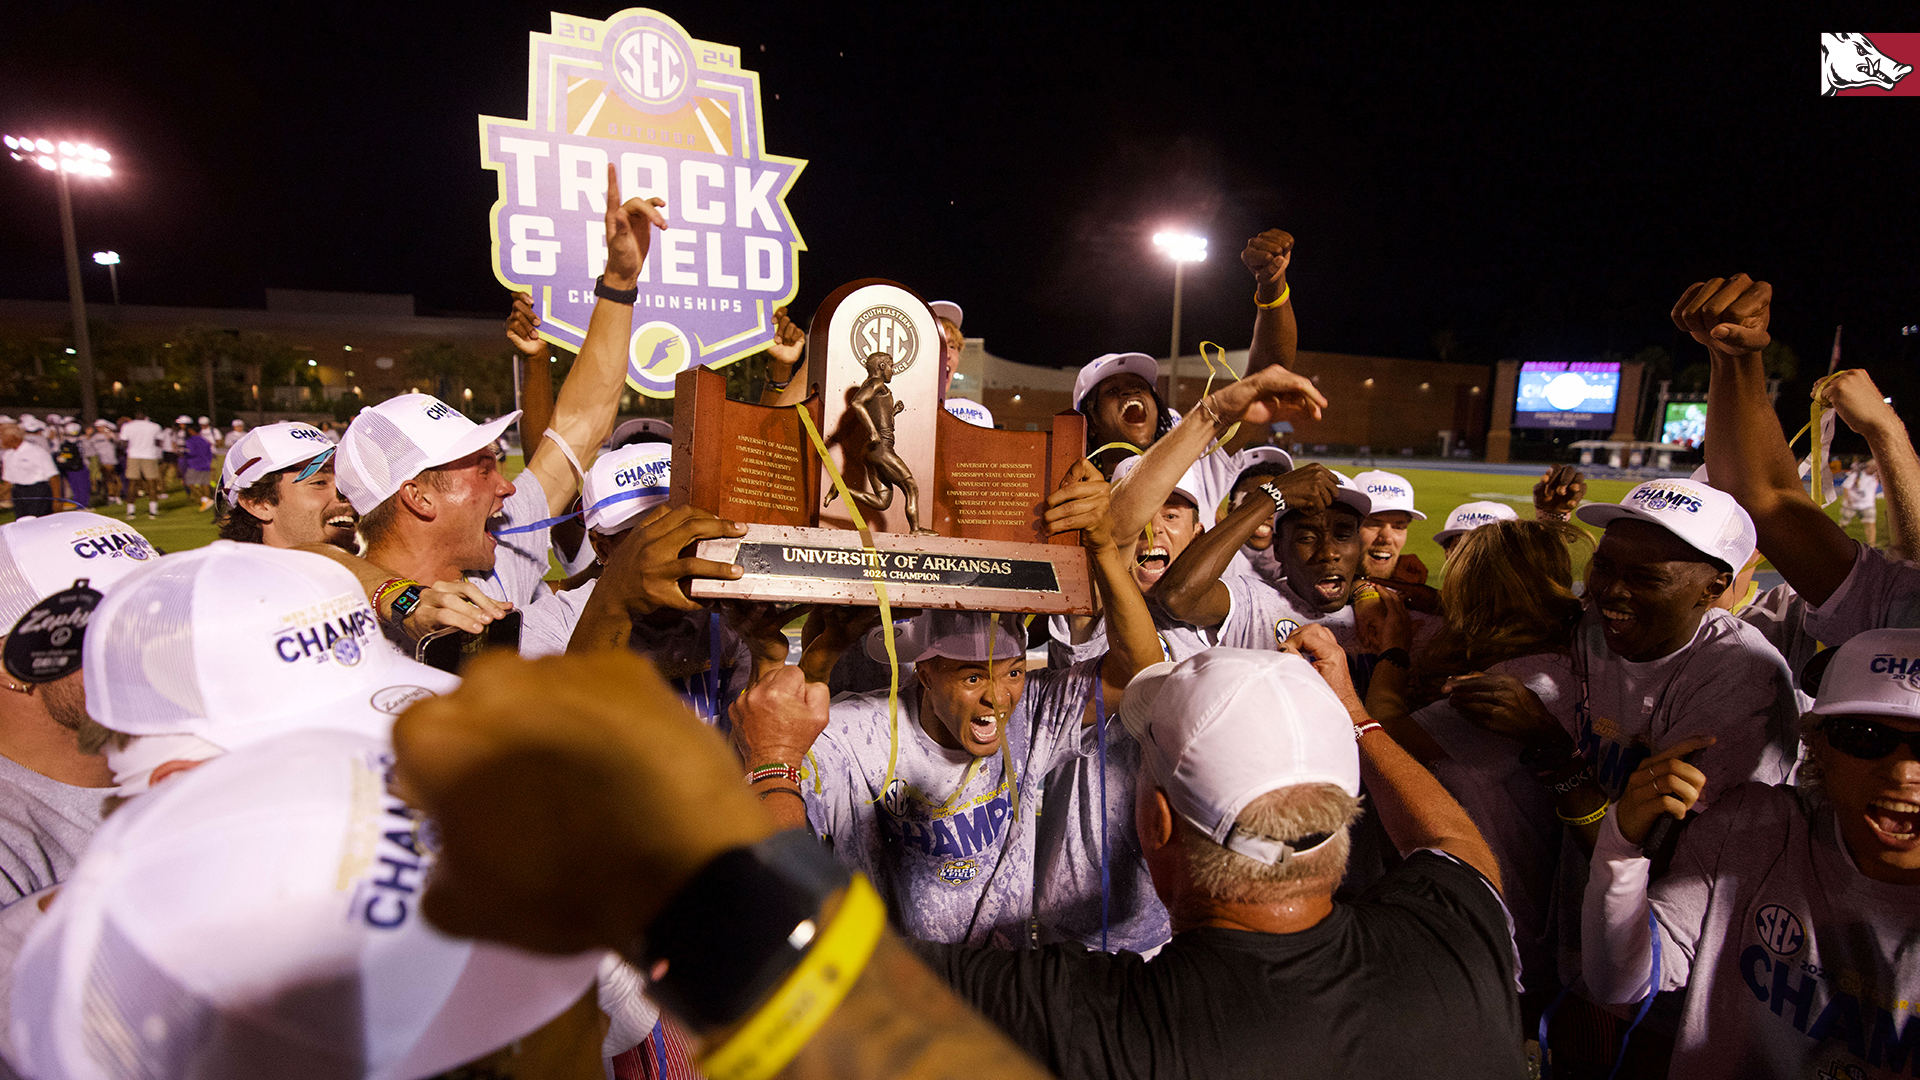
1557,802,1610,827
1255,283,1291,309
698,874,887,1080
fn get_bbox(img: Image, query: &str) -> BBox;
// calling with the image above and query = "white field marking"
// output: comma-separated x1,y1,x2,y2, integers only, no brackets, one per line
573,91,610,136
692,103,726,153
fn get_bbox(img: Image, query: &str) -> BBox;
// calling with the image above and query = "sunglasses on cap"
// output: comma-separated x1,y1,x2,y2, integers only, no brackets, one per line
1822,715,1920,761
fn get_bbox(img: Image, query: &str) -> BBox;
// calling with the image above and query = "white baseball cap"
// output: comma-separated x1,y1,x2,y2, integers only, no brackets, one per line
1433,500,1520,545
197,416,210,425
1351,470,1426,520
61,422,80,436
173,415,192,425
0,513,156,630
230,418,245,428
219,421,336,499
10,726,602,1080
1806,629,1920,719
929,301,964,329
83,542,460,750
1576,478,1756,572
92,419,111,430
1072,352,1161,414
1111,455,1214,529
865,610,1027,665
335,394,521,514
1232,444,1296,481
1120,649,1358,864
1320,470,1375,519
17,416,45,433
583,442,671,535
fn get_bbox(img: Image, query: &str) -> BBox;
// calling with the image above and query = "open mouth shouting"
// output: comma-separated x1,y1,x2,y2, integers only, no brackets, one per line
1867,796,1920,851
1312,570,1349,605
1599,603,1636,641
1135,544,1171,585
968,712,1006,749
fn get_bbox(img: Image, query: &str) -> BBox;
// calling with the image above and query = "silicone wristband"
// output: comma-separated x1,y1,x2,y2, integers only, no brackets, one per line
1558,802,1610,827
697,875,886,1080
1255,283,1291,309
594,274,639,304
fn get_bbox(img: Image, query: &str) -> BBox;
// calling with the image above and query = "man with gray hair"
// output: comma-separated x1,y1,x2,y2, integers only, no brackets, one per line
908,628,1527,1079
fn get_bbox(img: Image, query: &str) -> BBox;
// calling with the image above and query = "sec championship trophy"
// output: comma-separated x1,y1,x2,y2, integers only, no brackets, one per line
672,279,1092,614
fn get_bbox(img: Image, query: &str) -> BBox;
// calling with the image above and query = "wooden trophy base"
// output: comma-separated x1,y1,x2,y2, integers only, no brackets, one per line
690,524,1093,615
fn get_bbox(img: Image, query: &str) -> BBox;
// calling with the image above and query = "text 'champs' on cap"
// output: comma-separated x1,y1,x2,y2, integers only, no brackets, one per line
0,513,155,630
335,394,521,515
1575,478,1756,572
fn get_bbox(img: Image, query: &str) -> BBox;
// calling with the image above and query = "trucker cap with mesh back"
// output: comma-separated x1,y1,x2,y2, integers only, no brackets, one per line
218,421,336,501
0,513,156,631
83,541,459,749
10,726,602,1080
334,393,521,514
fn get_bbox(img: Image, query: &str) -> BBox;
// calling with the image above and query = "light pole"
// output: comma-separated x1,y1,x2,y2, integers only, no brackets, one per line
7,136,113,424
1152,231,1207,412
92,250,120,305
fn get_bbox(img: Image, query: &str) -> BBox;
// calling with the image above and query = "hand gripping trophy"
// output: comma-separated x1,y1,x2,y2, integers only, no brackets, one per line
828,349,935,534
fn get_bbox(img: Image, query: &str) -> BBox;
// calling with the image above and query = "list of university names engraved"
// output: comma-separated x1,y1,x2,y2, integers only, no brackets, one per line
948,460,1038,525
725,434,802,515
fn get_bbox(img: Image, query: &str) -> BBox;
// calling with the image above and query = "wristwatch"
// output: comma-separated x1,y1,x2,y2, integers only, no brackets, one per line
387,584,425,624
1376,647,1410,670
593,274,639,304
1257,481,1288,515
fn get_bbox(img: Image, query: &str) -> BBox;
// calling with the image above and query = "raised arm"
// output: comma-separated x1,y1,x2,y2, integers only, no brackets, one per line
1685,275,1857,605
1154,464,1338,627
1241,229,1297,375
1108,365,1327,539
505,291,555,456
1284,624,1501,891
523,164,667,517
1823,368,1920,561
758,306,808,407
1045,458,1158,718
391,651,1051,1080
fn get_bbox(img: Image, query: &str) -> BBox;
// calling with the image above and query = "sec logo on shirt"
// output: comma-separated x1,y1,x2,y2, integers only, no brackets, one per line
1755,904,1805,956
1275,618,1301,647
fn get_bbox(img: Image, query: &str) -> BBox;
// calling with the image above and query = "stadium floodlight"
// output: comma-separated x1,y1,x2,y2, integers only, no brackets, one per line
1153,231,1208,409
9,136,116,421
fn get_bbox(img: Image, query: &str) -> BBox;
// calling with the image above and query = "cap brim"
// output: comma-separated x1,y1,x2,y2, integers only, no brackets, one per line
1332,489,1373,517
419,411,520,473
1574,502,1726,566
865,622,932,665
1432,527,1466,545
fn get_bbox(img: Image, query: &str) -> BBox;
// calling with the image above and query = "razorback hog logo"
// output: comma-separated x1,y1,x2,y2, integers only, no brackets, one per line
1821,34,1913,96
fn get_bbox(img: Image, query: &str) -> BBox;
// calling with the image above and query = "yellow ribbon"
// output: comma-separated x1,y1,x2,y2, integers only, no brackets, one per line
793,404,902,806
1196,341,1241,456
1791,373,1842,508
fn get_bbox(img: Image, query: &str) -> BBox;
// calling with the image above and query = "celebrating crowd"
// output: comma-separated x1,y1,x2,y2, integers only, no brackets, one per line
0,169,1913,1080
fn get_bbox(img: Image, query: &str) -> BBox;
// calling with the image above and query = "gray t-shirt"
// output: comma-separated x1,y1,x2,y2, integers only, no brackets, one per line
1416,652,1578,994
1568,606,1802,806
1804,541,1920,648
1621,783,1920,1079
1737,582,1821,708
476,467,553,608
804,660,1100,948
0,754,110,906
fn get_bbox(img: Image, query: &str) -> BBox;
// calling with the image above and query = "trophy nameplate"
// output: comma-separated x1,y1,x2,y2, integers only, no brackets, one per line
672,278,1093,614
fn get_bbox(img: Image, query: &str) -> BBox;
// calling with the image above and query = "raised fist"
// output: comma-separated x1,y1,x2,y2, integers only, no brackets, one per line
1240,229,1294,301
767,305,805,372
1671,275,1771,359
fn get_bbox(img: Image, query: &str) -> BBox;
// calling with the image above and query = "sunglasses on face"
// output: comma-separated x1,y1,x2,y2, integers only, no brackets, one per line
1822,715,1920,761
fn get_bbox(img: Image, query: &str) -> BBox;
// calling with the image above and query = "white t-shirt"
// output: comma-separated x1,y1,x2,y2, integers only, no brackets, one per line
1840,469,1882,510
118,419,162,460
474,468,554,608
1804,542,1920,648
1586,782,1920,1080
803,660,1101,948
943,398,995,429
1,443,57,487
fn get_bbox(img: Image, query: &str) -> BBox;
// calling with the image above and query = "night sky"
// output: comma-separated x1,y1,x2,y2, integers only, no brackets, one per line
3,3,1918,426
